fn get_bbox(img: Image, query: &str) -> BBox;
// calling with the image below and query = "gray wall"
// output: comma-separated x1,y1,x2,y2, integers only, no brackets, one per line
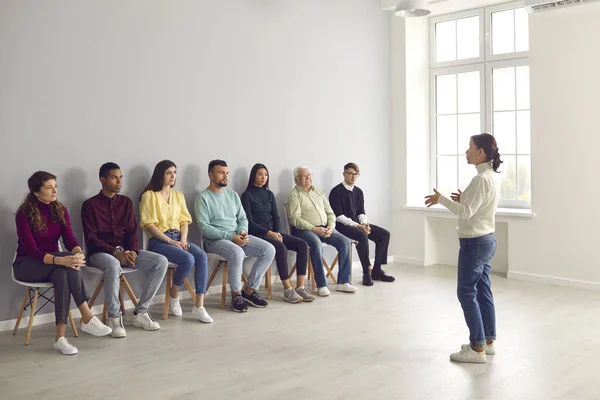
0,0,391,322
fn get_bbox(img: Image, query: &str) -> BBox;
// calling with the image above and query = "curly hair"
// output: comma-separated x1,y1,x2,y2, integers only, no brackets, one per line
17,171,66,232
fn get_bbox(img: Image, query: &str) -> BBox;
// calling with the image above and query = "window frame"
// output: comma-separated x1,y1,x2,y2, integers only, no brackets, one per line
429,1,530,209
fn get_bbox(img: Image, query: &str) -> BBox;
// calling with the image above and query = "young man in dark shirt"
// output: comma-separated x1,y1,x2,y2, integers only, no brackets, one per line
82,162,168,337
328,162,395,286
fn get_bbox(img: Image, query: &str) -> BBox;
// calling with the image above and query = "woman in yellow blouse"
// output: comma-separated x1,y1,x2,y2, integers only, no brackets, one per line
139,160,212,323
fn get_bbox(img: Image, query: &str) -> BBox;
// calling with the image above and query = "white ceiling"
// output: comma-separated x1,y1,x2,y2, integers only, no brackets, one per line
381,0,516,15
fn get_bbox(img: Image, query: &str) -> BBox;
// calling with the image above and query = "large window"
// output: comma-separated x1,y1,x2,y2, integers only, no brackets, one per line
430,2,530,208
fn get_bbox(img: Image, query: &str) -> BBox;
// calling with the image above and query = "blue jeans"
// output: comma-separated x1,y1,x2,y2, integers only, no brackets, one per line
290,227,352,288
148,232,208,294
203,236,275,294
89,250,168,318
457,233,497,346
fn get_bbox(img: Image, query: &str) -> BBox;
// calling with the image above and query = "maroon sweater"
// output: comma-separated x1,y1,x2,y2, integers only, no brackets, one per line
15,201,79,262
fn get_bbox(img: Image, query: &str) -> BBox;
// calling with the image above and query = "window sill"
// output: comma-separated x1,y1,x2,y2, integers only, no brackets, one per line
402,204,535,219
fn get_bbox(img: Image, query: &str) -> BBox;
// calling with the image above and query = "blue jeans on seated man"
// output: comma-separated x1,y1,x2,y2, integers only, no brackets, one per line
289,227,352,289
89,250,169,318
203,236,275,294
148,231,209,296
457,233,497,346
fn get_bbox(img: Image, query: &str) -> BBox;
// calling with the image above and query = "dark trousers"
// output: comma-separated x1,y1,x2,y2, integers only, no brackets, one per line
13,252,89,325
255,233,308,281
335,223,390,273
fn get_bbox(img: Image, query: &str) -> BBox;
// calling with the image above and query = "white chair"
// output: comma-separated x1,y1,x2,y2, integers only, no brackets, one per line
82,235,139,323
11,244,78,345
142,230,195,319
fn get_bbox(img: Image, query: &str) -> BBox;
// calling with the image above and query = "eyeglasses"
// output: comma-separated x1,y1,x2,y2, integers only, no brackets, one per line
344,172,360,177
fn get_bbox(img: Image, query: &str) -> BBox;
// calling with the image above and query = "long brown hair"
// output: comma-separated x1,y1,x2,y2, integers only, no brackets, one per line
17,171,66,232
140,160,177,200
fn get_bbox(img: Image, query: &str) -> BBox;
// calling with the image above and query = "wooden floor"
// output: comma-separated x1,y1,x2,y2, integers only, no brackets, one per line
1,263,600,400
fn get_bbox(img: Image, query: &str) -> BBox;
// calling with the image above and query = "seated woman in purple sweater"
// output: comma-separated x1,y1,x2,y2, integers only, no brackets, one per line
14,171,112,355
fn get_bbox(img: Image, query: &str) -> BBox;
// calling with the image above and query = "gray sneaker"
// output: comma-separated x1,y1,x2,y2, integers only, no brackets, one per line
295,286,316,302
284,287,302,303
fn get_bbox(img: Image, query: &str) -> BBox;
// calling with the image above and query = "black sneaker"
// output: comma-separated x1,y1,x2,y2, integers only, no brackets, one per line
362,272,374,286
241,290,268,308
372,269,395,282
232,294,248,313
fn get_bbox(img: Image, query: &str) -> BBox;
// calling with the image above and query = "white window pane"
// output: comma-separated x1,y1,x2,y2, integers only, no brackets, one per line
458,113,481,153
436,74,457,115
459,159,478,191
436,20,456,63
437,115,458,155
457,16,480,60
515,8,529,52
493,111,517,154
517,155,531,201
516,111,531,154
500,155,517,200
437,156,458,196
457,71,480,114
493,67,516,111
492,10,515,55
516,66,530,110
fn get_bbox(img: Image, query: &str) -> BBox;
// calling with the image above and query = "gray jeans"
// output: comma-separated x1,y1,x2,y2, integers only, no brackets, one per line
89,250,168,318
203,236,275,293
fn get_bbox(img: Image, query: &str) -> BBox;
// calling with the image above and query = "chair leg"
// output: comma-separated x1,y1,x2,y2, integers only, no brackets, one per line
289,264,297,279
207,264,220,289
323,257,337,284
13,288,29,335
163,269,173,320
88,280,104,308
184,278,196,300
221,262,228,309
24,289,39,345
121,276,138,306
102,299,108,324
68,311,79,337
118,289,125,315
266,267,272,300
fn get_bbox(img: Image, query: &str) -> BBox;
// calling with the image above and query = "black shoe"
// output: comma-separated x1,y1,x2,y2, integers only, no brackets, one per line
242,290,268,308
362,272,373,286
371,269,395,282
232,294,248,313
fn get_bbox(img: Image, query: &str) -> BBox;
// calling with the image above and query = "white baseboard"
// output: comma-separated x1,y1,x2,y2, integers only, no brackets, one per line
0,258,388,333
392,255,424,266
507,271,600,291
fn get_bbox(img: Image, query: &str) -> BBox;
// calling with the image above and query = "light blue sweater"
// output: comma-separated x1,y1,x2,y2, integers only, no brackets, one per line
195,188,248,241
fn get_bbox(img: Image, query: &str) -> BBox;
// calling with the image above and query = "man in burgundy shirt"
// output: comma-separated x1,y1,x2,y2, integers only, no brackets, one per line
82,162,168,338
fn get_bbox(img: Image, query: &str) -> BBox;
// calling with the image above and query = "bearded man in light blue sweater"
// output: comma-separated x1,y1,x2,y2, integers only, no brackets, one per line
195,160,275,313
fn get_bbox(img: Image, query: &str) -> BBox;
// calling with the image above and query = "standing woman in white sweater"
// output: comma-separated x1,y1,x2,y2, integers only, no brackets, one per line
425,133,502,364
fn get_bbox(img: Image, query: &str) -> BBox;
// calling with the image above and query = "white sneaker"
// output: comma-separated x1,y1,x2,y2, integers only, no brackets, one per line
108,316,126,338
335,283,358,293
191,306,213,323
53,337,78,355
170,297,183,316
80,316,112,337
132,312,160,331
462,342,495,355
450,345,487,363
317,287,331,297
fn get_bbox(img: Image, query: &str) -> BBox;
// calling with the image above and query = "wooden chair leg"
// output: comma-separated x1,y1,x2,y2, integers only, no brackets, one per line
163,269,173,320
309,259,316,291
24,289,38,345
184,278,195,300
102,299,108,324
266,267,272,300
118,289,125,315
13,288,29,335
88,280,104,308
121,276,138,306
323,257,337,284
207,264,220,289
221,262,228,309
68,311,79,337
289,264,297,278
